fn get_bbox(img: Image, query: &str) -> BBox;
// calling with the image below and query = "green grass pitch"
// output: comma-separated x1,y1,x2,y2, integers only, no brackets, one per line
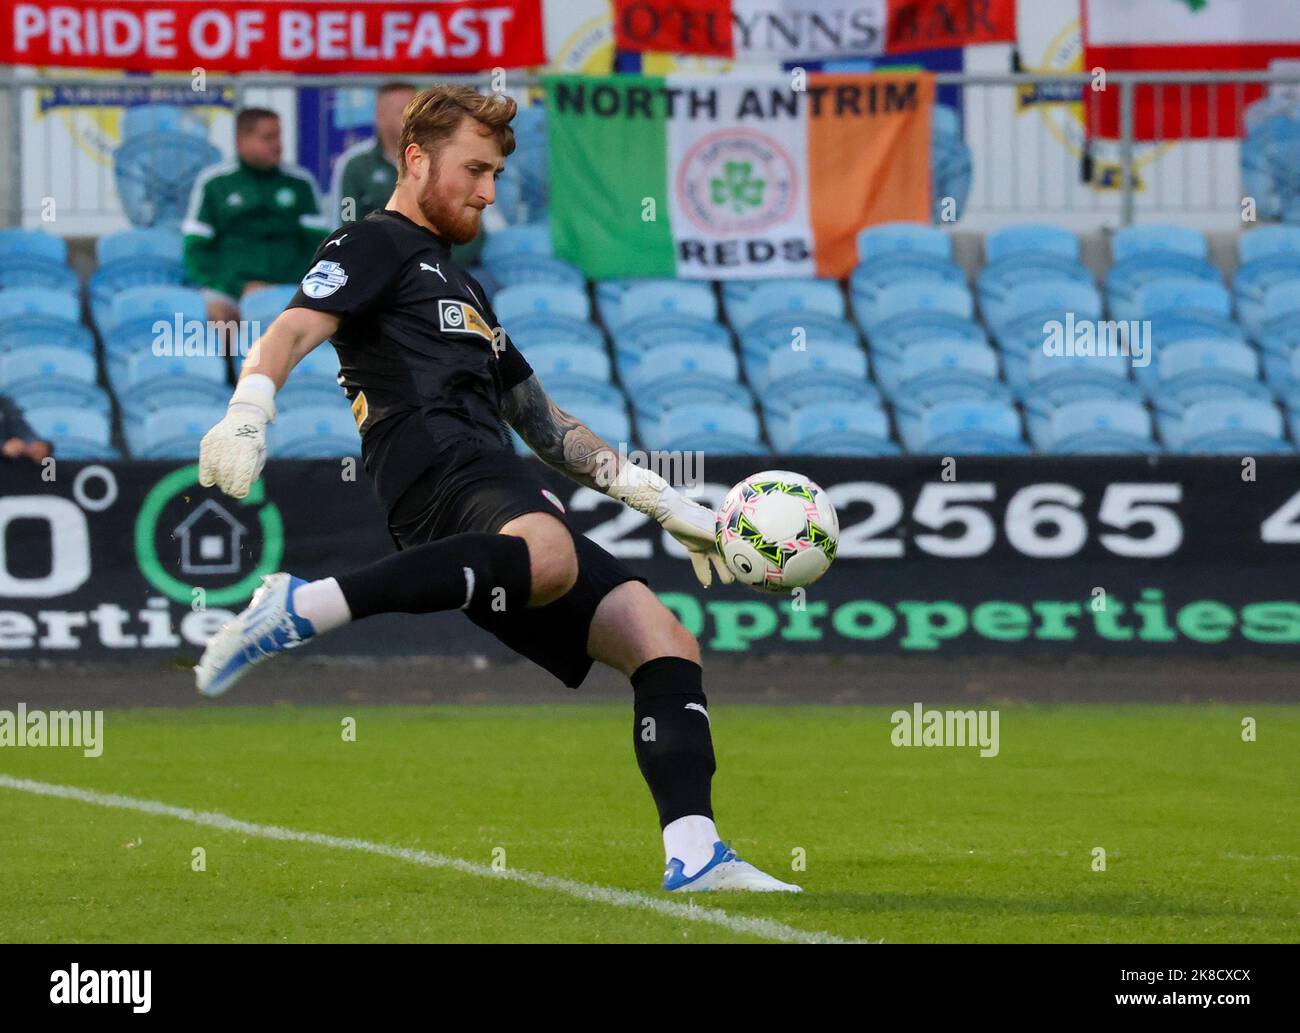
1,703,1297,943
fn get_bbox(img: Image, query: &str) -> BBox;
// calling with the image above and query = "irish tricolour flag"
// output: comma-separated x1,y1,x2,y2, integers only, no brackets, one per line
545,73,934,280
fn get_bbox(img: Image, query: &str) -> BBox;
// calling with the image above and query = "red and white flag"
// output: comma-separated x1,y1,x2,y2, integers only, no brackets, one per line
1083,0,1300,139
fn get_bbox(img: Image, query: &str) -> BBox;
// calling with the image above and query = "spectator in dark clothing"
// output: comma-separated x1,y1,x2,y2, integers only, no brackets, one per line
1,395,53,463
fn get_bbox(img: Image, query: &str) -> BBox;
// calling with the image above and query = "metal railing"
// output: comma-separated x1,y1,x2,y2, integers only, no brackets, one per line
0,69,1297,234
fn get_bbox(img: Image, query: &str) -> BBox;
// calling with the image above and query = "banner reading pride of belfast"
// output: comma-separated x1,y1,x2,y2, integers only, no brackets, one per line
545,72,934,280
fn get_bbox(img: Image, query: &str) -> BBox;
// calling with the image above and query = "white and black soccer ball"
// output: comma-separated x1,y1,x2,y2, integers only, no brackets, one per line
714,470,839,592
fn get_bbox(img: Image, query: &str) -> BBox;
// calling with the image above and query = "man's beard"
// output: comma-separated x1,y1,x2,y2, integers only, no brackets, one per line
417,173,481,244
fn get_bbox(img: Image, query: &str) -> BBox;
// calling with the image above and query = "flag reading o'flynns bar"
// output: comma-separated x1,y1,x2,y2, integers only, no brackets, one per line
545,73,933,279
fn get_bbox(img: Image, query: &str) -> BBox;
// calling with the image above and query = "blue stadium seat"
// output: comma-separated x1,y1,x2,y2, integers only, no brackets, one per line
0,253,79,294
481,222,552,265
10,378,110,415
984,224,1079,262
985,278,1103,340
481,253,584,294
740,313,860,372
494,282,590,324
856,279,973,334
879,341,1007,413
117,108,222,228
614,312,731,357
0,228,67,263
768,401,897,455
0,287,93,354
1032,399,1156,454
1111,224,1208,262
977,254,1093,318
527,341,611,382
25,405,113,455
97,227,184,264
752,343,873,418
1107,252,1221,321
1233,253,1300,331
120,376,231,422
621,342,739,397
0,344,96,386
119,351,228,395
856,222,951,262
544,378,629,414
724,278,845,331
1242,277,1300,342
870,311,989,360
270,408,361,458
104,284,207,338
643,401,760,452
1147,339,1270,416
595,278,678,327
1149,309,1247,349
849,251,965,298
1135,278,1233,321
1239,225,1300,265
275,380,347,414
898,400,1028,455
506,312,607,353
615,281,716,326
1008,348,1136,404
1160,398,1290,454
89,254,186,333
127,404,221,458
241,284,300,330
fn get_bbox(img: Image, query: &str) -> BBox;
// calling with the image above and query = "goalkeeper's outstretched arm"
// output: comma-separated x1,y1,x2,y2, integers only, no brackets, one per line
198,307,340,499
502,373,733,587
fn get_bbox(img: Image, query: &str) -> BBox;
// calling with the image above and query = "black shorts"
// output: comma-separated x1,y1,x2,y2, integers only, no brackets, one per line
386,438,647,689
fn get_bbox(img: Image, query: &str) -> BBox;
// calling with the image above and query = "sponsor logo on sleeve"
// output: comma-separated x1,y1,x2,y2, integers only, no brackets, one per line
438,298,495,343
302,260,348,299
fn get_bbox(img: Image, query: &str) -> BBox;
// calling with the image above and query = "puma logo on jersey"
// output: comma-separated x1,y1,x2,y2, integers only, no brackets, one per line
684,702,710,724
438,298,495,343
420,261,447,283
327,234,347,247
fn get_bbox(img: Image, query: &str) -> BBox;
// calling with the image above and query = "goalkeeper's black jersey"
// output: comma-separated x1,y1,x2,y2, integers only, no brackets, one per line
289,209,533,513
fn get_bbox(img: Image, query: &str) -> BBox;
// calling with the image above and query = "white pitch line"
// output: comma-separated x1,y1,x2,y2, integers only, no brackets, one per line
0,775,862,945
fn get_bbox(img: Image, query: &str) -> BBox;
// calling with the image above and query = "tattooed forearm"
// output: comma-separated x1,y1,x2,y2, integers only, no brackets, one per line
503,374,619,490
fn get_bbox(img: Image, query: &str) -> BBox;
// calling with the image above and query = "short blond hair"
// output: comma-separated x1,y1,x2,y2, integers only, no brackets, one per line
398,85,517,178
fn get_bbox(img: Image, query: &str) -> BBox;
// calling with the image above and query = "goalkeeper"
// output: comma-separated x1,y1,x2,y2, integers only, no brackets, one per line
193,85,798,894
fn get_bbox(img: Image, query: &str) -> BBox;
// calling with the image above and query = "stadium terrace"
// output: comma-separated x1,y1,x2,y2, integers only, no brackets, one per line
551,80,921,121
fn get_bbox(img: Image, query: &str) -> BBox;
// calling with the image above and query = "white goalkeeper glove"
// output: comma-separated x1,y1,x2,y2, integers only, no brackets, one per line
198,374,277,500
607,461,734,589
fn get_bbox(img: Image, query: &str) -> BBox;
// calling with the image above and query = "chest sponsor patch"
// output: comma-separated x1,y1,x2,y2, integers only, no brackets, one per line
438,298,495,343
302,260,348,299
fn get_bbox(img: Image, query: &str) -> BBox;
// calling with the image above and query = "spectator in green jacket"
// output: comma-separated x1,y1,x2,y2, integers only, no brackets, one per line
183,107,330,331
328,81,416,225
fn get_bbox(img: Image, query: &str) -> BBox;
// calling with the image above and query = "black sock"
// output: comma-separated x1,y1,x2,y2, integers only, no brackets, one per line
631,656,715,828
335,533,531,620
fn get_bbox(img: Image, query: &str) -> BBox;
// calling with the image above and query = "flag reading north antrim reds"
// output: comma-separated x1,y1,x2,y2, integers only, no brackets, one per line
545,73,934,279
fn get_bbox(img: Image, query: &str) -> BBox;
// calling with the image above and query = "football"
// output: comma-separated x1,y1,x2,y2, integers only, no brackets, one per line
714,470,840,592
